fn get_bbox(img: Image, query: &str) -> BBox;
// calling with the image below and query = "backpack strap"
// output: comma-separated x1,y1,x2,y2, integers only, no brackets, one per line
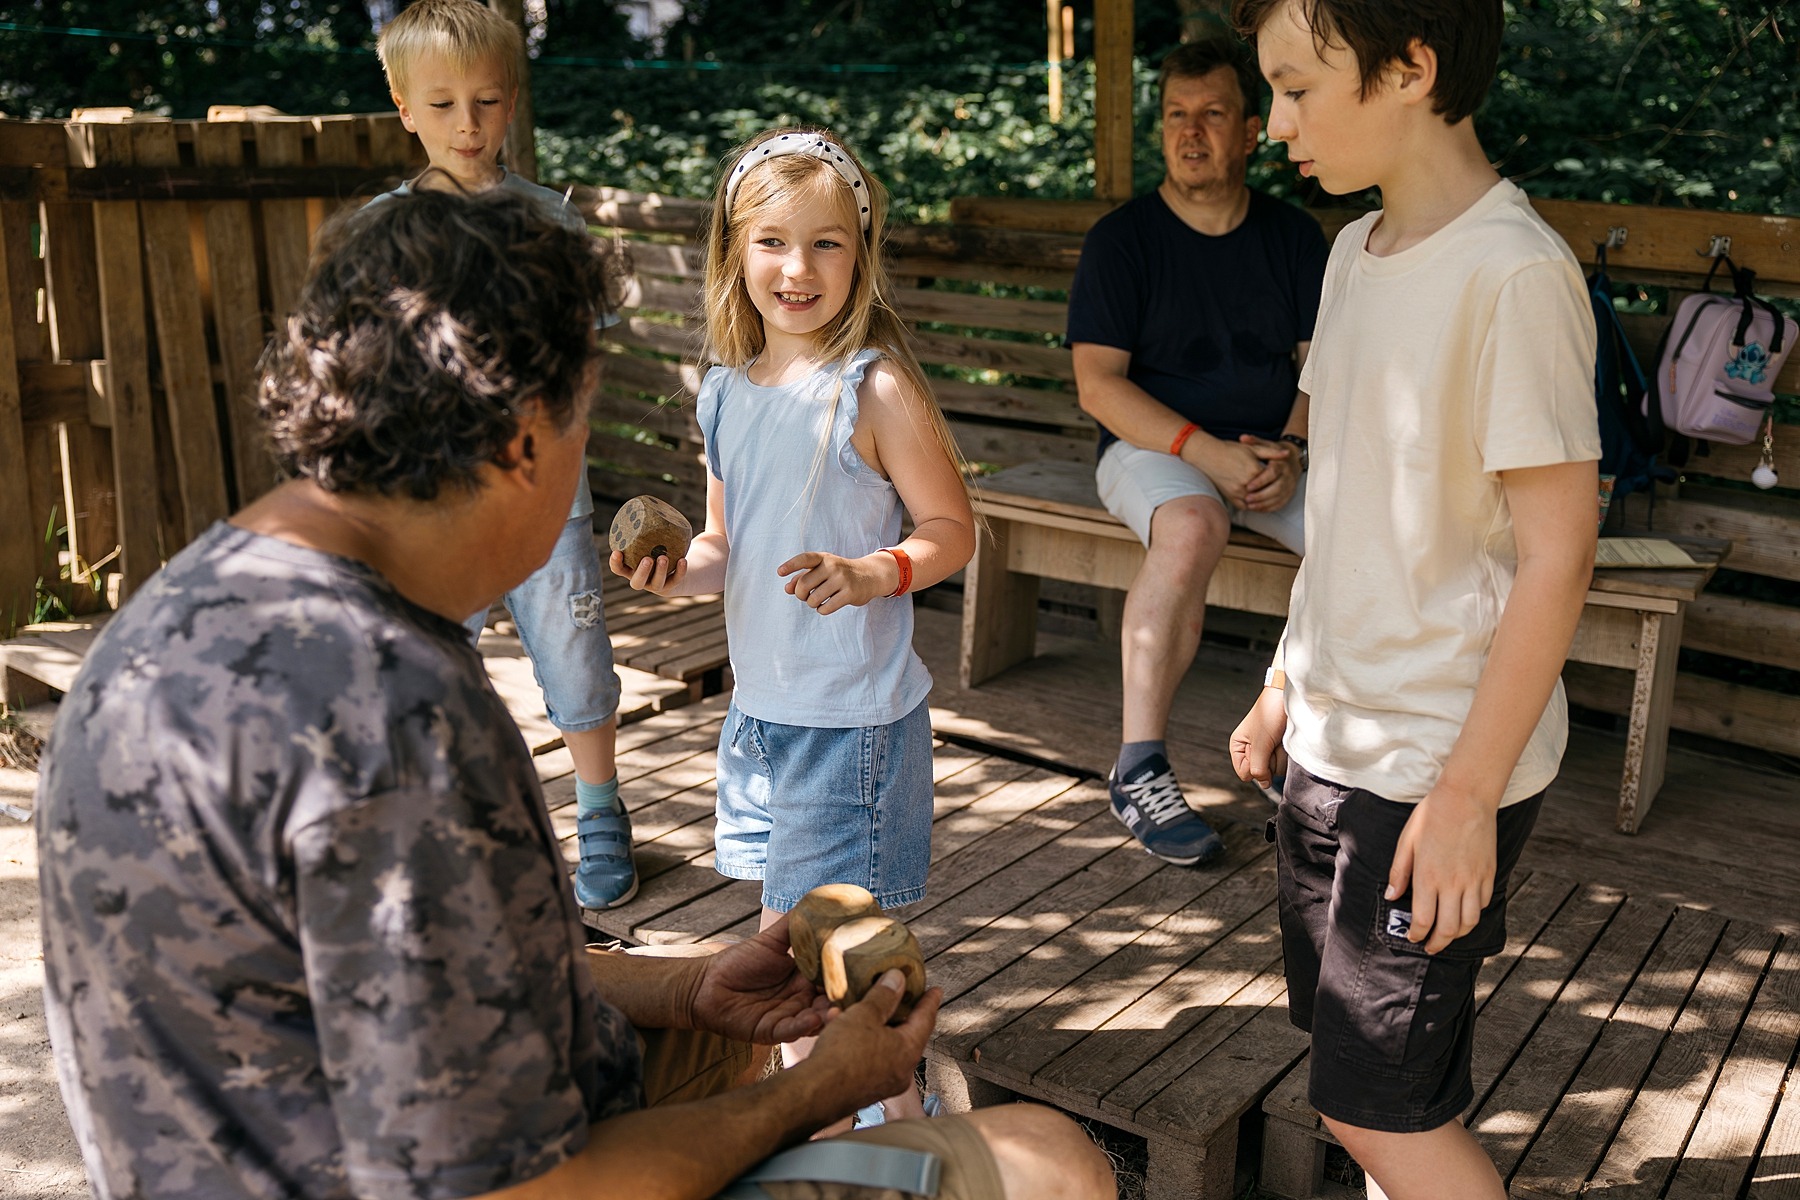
717,1141,944,1200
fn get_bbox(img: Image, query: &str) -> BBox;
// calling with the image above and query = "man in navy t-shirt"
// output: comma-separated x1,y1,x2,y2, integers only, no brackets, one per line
1067,38,1327,867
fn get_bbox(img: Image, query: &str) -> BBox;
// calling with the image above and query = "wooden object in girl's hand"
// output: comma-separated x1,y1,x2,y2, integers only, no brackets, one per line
609,495,693,570
820,915,927,1020
787,883,882,984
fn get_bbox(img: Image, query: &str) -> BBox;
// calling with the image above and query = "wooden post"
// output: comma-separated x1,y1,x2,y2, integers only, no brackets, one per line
488,0,539,183
134,120,230,544
1046,0,1064,122
0,202,35,631
1093,0,1136,202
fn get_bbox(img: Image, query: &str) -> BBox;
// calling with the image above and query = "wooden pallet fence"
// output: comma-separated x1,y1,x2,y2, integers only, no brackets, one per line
0,112,424,629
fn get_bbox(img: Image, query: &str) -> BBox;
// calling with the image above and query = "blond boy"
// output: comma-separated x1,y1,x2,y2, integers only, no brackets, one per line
1226,1,1601,1196
375,0,637,909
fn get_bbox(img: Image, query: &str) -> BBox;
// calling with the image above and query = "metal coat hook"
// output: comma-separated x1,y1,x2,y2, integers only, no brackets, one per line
1700,234,1732,258
1602,226,1627,249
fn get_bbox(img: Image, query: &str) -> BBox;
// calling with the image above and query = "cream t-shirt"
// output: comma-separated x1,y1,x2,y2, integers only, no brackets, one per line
1284,180,1602,806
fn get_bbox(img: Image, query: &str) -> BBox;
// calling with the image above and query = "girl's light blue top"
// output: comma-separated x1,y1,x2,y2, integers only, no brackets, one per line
698,348,932,727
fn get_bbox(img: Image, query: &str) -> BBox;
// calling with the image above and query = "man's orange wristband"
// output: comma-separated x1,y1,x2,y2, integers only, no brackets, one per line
880,546,913,597
1170,423,1200,457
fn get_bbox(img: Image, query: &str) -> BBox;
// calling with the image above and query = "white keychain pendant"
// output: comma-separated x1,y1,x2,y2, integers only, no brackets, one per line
1753,414,1779,490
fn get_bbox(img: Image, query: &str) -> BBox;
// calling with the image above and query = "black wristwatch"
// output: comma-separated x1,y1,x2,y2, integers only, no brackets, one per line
1280,433,1309,472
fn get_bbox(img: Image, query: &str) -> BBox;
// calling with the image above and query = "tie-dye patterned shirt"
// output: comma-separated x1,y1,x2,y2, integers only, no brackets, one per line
37,521,641,1199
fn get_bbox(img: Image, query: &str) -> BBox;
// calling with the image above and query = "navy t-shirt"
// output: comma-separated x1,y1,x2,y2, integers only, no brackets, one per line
1066,189,1328,452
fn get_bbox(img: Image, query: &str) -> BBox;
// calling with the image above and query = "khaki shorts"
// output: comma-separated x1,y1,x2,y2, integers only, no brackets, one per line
639,1027,1005,1200
1096,438,1306,553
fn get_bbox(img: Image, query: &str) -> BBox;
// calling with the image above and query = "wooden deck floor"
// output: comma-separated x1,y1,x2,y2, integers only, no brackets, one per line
554,604,1800,1198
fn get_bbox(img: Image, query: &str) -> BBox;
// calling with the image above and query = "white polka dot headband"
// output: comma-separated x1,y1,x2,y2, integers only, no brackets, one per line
724,132,872,232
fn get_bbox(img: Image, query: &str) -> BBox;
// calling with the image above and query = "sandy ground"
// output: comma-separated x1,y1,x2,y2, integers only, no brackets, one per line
0,766,87,1199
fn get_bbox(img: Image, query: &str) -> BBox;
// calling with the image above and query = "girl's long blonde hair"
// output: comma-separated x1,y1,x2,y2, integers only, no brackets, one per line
700,127,972,495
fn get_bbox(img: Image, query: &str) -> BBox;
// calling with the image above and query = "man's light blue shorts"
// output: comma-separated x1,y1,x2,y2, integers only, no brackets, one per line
714,698,934,913
1097,439,1307,553
466,511,621,733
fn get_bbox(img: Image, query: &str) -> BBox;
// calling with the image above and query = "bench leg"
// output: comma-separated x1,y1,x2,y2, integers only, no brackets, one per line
1146,1123,1237,1200
1260,1115,1328,1199
1615,609,1682,834
923,1057,1016,1113
960,516,1039,688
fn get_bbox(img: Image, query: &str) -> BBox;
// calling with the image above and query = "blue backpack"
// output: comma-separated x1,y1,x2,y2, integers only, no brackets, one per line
1587,253,1671,514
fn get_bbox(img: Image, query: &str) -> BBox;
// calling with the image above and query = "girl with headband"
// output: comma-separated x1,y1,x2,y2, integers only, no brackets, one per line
613,127,976,1127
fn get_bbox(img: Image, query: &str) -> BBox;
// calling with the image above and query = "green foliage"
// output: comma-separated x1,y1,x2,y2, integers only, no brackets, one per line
0,1,386,118
1481,0,1798,211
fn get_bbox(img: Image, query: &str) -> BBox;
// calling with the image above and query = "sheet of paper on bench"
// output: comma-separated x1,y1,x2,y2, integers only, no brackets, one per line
1595,537,1699,569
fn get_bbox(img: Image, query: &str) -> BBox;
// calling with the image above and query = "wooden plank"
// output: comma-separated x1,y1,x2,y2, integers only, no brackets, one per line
893,284,1070,337
40,198,105,361
2,199,43,363
134,121,229,542
1748,992,1800,1198
931,836,1274,1060
1470,895,1673,1178
0,200,37,628
195,121,277,506
1585,921,1780,1198
1046,905,1287,1110
948,417,1091,470
1136,989,1310,1151
945,195,1800,292
253,121,313,326
86,125,162,597
931,376,1090,432
925,836,1167,1005
968,857,1277,1089
365,114,422,172
908,327,1075,384
1685,593,1800,673
1564,662,1800,759
1644,490,1800,583
1510,905,1727,1198
1665,940,1800,1200
0,120,73,168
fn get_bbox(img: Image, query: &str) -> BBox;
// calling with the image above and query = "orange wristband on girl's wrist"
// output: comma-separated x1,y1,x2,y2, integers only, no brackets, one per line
880,546,913,597
1170,423,1200,457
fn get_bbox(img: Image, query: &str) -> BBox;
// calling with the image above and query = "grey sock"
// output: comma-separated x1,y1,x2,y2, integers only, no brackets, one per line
1117,740,1167,778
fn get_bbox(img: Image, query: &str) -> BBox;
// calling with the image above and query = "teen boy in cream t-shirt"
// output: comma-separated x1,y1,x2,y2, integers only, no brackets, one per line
1229,0,1601,1196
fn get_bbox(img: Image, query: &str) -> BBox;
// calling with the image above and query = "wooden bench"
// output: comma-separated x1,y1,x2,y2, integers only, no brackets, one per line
962,460,1726,833
1257,869,1800,1199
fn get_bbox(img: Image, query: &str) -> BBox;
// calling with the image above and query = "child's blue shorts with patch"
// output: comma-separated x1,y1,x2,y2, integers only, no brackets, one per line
714,698,934,912
465,510,620,733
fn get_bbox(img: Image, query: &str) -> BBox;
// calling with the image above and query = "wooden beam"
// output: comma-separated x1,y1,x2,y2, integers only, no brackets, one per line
0,202,36,630
194,121,278,507
1093,0,1136,202
1047,0,1065,122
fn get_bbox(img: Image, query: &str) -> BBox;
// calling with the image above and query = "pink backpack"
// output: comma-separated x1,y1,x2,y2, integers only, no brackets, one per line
1647,256,1795,446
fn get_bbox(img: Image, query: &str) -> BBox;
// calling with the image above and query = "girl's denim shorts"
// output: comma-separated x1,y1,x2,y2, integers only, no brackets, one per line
713,698,934,912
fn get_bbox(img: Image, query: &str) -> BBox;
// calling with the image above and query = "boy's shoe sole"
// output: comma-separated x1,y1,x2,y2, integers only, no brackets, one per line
575,872,640,910
1110,802,1221,866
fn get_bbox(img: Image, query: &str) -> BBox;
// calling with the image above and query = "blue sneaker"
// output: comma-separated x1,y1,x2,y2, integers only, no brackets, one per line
1109,754,1224,866
852,1101,886,1129
573,803,639,909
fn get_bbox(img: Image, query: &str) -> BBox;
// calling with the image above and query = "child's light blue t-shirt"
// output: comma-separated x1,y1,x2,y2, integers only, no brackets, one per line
367,170,599,523
698,349,932,728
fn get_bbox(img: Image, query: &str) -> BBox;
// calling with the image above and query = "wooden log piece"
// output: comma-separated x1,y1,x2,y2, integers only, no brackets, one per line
787,882,881,985
608,494,693,570
820,915,927,1021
